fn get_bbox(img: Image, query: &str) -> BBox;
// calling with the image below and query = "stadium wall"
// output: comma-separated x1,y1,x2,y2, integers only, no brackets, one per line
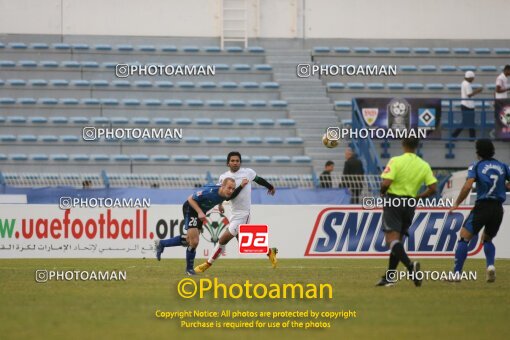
1,204,509,258
0,0,509,39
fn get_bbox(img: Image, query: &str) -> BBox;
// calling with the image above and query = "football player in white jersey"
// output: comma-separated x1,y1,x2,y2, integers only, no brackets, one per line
195,151,278,272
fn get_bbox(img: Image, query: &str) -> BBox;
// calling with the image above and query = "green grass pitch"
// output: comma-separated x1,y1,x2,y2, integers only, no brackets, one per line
1,258,508,340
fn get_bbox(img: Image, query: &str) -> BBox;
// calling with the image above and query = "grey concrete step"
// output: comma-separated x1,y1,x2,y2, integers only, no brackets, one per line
286,98,331,104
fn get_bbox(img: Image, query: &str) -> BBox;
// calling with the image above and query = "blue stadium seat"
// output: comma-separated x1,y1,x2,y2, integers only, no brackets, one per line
9,42,28,49
92,154,110,161
81,61,99,68
353,47,370,53
186,99,204,107
31,116,48,124
31,154,49,161
143,99,162,106
60,135,79,142
249,100,267,107
160,45,178,52
19,98,37,105
101,98,119,105
182,46,200,52
255,64,272,71
92,117,110,124
206,100,225,107
419,65,437,72
214,64,230,71
272,156,292,163
261,82,279,89
248,46,264,53
285,137,304,144
233,64,250,71
253,156,271,163
164,99,183,106
132,117,150,124
20,135,37,142
153,117,171,125
265,137,283,144
183,136,202,144
71,154,90,161
407,83,424,90
393,47,410,54
177,81,194,88
122,98,141,106
257,118,275,126
61,61,80,68
245,137,262,144
50,117,68,124
212,155,226,162
30,79,48,86
372,47,390,54
198,81,216,89
335,101,351,108
39,60,58,68
110,117,129,124
236,118,254,126
173,155,191,162
70,80,90,88
192,155,211,162
0,98,16,105
225,137,242,144
426,83,444,90
494,48,510,54
51,154,69,161
113,154,131,162
116,44,134,51
0,135,16,142
453,48,470,54
474,48,491,54
367,83,384,90
216,118,234,125
413,47,430,54
30,43,49,49
138,45,156,52
174,118,192,125
226,46,243,53
433,47,450,54
0,60,16,67
19,60,37,67
11,154,28,161
40,135,59,142
111,80,130,87
81,98,100,105
228,100,246,107
328,83,345,90
220,82,237,89
440,65,457,72
204,137,222,144
313,46,330,53
151,155,170,162
399,65,417,72
132,154,150,161
204,46,221,53
134,80,152,88
8,79,26,86
155,81,173,88
51,79,69,86
479,65,498,72
94,44,112,51
195,118,213,125
240,82,259,89
270,100,287,108
278,119,295,126
458,65,476,71
446,83,461,90
347,82,365,89
292,156,312,163
52,43,71,50
72,44,89,50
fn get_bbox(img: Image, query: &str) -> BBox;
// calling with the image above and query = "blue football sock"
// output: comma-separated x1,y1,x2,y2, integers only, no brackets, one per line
160,235,186,248
453,239,469,273
186,247,196,270
483,241,495,267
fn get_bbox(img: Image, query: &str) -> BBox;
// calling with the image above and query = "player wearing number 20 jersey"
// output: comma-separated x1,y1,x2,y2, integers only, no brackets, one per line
450,139,510,282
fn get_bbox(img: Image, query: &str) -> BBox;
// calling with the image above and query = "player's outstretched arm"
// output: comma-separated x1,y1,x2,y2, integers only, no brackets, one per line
226,179,249,201
187,196,206,222
254,176,275,195
450,178,475,211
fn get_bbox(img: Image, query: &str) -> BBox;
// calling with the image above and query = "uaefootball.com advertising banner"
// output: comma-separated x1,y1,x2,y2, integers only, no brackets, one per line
1,204,509,258
355,98,442,138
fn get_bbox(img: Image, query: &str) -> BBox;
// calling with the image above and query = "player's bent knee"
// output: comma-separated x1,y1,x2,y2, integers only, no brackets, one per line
459,227,473,240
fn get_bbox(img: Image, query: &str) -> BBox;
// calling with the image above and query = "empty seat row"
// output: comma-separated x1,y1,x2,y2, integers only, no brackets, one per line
0,78,279,89
0,42,265,53
327,82,497,91
0,134,304,145
0,60,272,71
0,153,311,163
398,65,502,73
0,115,295,126
313,46,510,55
0,97,288,108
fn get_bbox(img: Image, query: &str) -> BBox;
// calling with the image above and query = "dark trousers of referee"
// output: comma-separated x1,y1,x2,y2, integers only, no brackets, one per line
452,105,476,139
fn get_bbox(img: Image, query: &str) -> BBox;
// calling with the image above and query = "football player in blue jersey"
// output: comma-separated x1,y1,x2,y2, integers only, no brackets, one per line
450,139,510,282
154,177,244,275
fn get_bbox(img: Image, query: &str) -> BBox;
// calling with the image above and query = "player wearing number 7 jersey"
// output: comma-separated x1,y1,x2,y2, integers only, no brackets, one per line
195,151,278,273
449,139,510,282
154,178,239,275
